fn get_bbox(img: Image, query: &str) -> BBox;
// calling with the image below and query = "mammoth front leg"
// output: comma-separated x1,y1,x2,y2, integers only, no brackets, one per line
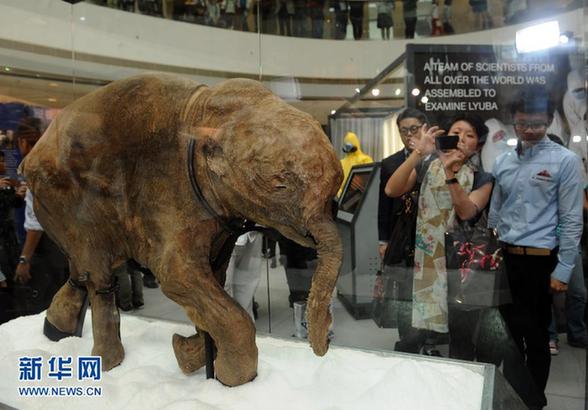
159,252,258,387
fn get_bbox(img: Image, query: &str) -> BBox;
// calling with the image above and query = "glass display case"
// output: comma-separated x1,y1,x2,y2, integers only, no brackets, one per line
0,0,586,409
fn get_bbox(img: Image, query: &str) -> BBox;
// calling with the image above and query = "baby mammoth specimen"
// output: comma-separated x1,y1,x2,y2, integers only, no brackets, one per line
21,74,343,387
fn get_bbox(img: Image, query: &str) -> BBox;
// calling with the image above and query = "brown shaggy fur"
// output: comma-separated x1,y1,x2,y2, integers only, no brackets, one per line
22,74,343,386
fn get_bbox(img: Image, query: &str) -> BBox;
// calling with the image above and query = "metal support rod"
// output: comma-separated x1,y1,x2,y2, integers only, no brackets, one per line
204,332,215,379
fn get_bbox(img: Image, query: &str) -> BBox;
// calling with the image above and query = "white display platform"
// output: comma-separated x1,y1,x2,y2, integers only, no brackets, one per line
0,313,487,410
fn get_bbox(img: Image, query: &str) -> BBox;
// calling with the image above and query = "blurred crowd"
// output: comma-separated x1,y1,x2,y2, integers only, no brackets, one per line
87,0,583,40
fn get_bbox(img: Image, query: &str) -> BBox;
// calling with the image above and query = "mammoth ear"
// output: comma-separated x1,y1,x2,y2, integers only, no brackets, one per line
192,127,225,177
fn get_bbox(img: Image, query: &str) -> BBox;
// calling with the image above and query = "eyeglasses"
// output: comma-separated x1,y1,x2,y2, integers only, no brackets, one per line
399,125,422,136
514,121,547,131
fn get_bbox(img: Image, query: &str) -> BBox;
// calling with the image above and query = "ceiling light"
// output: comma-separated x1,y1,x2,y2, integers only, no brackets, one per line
48,82,58,87
394,88,401,96
411,88,420,96
420,96,429,104
330,110,336,115
371,88,380,97
354,88,360,93
4,67,10,72
515,21,560,53
506,138,518,146
572,135,582,143
80,16,86,21
48,98,57,102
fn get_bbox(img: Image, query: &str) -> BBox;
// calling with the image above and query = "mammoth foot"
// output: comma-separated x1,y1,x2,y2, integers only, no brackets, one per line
92,340,125,371
172,333,206,375
214,343,258,387
44,280,88,341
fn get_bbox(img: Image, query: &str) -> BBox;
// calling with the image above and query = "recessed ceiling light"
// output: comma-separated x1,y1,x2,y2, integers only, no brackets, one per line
4,67,10,72
48,98,57,102
330,110,336,115
48,82,58,87
506,138,518,146
354,88,360,93
394,88,401,96
371,88,380,97
515,20,560,53
80,16,86,21
420,96,429,104
411,88,420,96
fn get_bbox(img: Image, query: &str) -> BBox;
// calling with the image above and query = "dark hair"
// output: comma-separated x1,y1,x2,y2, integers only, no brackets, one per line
443,114,489,146
509,86,555,118
397,108,428,127
15,117,43,146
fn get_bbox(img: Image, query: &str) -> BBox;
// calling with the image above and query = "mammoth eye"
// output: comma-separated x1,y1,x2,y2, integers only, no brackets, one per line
271,173,290,190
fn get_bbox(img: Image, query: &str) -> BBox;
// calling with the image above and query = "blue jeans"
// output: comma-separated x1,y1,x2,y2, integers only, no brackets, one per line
549,250,587,341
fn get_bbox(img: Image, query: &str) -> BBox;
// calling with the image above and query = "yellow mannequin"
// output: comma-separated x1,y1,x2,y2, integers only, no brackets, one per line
338,132,373,197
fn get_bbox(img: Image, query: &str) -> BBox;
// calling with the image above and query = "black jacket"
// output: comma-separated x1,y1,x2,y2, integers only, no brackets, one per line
377,149,408,242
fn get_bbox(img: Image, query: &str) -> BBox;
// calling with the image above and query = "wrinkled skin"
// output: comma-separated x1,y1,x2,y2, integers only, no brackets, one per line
22,74,343,386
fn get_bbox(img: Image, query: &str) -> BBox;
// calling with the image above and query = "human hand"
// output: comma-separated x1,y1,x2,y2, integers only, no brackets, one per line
438,149,466,176
0,177,11,189
378,243,388,259
550,278,568,293
411,125,444,156
14,262,31,284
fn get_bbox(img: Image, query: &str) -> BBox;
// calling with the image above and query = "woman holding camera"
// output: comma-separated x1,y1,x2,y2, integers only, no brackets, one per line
385,115,493,359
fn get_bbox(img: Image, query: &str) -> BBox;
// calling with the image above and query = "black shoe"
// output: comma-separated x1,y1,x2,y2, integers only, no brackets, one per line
119,303,133,312
567,336,588,348
133,301,144,310
143,275,159,289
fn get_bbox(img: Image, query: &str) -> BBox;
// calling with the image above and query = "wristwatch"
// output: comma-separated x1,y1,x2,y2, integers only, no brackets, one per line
445,177,458,185
18,255,29,264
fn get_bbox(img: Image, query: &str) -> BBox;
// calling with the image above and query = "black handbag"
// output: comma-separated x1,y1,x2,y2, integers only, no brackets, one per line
445,223,511,307
371,264,399,328
383,189,418,267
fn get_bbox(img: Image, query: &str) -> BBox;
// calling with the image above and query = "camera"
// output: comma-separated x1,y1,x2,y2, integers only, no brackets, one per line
435,134,459,152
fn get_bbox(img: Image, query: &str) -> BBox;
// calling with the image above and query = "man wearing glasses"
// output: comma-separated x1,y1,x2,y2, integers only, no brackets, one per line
488,87,584,409
377,108,430,352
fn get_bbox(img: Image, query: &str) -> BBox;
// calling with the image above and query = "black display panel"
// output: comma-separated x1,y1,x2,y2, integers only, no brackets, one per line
405,44,574,126
338,166,373,215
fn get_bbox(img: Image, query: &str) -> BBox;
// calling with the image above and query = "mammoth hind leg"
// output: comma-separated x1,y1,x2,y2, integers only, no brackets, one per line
159,251,257,387
86,263,126,371
44,262,89,341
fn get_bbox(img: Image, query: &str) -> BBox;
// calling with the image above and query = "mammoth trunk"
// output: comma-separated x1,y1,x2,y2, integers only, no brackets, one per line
306,219,342,356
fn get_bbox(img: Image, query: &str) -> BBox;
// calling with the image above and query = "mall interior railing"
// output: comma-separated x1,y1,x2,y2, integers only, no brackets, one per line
85,0,583,41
